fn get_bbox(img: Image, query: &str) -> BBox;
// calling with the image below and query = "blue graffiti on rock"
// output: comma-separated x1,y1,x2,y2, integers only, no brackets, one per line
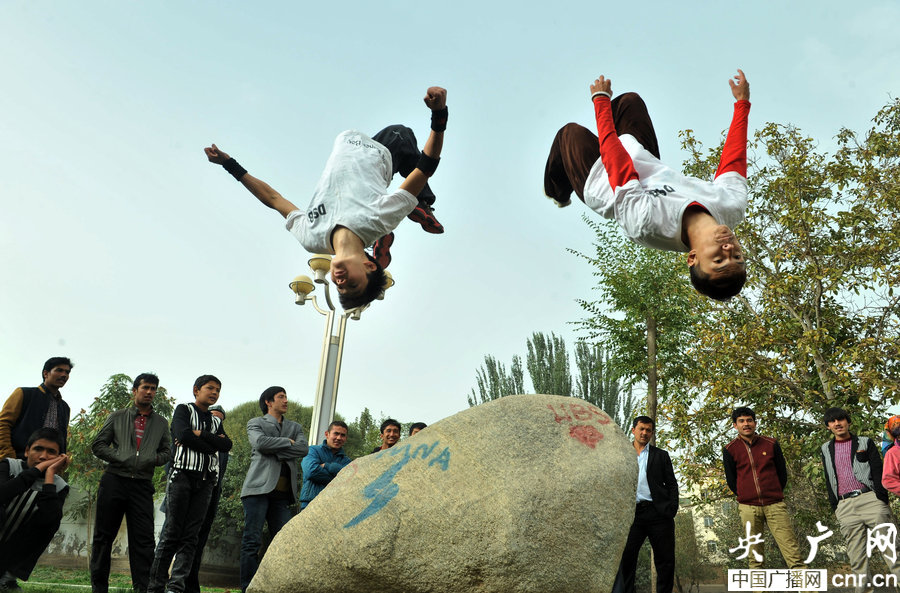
344,440,451,528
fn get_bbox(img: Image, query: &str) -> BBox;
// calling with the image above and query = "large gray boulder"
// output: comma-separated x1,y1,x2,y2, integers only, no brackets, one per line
249,394,637,593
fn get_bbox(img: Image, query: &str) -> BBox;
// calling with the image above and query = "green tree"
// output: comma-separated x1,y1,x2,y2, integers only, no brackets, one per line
572,217,700,432
667,99,900,535
66,374,174,542
526,332,572,396
466,332,633,426
467,355,525,406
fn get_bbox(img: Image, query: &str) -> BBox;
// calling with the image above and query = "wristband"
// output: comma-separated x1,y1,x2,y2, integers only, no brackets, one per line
431,107,448,132
591,91,612,100
223,158,247,181
416,152,440,176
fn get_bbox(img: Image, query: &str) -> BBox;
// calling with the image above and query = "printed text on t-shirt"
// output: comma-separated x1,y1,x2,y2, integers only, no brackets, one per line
647,184,676,198
308,204,326,222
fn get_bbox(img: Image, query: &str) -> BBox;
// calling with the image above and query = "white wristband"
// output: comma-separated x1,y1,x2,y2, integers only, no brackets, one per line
591,91,612,100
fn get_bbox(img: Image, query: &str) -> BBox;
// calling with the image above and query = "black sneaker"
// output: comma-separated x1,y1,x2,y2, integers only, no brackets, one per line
407,202,444,234
373,232,394,269
0,573,21,592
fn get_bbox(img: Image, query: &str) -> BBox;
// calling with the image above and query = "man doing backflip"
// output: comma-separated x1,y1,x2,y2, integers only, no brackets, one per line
544,70,751,300
205,86,448,310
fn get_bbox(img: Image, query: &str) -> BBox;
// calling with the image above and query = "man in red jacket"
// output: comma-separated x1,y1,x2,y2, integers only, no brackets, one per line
723,407,805,569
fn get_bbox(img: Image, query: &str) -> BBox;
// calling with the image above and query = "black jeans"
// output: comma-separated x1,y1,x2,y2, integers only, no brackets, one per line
371,124,436,207
90,473,156,593
183,483,222,593
0,505,61,580
612,502,676,593
148,470,215,593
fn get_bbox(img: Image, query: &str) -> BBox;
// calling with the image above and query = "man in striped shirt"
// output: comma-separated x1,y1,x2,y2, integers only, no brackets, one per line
148,375,232,593
0,428,69,591
820,407,900,593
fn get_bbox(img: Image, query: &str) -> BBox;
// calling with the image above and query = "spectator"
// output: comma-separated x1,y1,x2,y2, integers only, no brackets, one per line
90,373,171,593
723,406,805,569
0,357,73,459
240,387,308,593
409,422,427,436
0,428,70,591
148,375,232,593
373,418,401,453
300,421,351,509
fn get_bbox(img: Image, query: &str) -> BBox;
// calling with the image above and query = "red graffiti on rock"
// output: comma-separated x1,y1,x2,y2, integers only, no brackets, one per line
569,424,604,448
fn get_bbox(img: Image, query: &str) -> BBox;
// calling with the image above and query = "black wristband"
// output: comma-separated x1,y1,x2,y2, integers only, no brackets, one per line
431,107,448,132
222,158,247,181
417,152,440,176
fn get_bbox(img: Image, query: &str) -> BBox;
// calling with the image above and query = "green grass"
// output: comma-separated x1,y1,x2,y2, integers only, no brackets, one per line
22,566,234,592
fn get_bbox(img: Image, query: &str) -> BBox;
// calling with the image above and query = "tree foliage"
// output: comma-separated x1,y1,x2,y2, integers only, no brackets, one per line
466,332,634,427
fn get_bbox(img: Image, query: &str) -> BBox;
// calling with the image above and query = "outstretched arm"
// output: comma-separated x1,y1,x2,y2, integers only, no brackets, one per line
399,86,447,197
715,69,751,179
205,144,299,218
590,76,639,191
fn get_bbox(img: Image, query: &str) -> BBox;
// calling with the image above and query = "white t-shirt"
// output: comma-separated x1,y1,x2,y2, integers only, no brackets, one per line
582,134,748,252
285,130,418,253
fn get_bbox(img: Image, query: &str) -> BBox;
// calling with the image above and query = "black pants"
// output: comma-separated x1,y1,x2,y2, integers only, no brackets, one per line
183,483,221,593
90,472,156,593
544,92,660,204
148,470,215,593
372,124,436,206
0,508,61,580
612,503,676,593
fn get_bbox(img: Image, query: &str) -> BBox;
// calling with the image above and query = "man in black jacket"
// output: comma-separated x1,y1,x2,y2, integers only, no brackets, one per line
0,428,70,591
90,373,172,593
149,375,232,593
612,416,679,593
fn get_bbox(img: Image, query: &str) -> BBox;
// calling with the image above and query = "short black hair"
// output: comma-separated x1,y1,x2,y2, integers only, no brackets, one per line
26,427,63,450
690,263,746,301
133,373,159,390
327,420,348,431
259,386,286,415
338,253,387,310
193,374,221,392
731,406,756,423
632,416,655,430
42,357,73,377
409,422,427,436
823,407,850,425
380,418,401,434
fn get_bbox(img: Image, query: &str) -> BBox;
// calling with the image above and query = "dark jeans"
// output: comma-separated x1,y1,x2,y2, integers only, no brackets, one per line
148,470,215,593
90,473,156,593
183,484,222,593
544,92,660,204
612,502,676,593
239,492,294,592
372,124,437,207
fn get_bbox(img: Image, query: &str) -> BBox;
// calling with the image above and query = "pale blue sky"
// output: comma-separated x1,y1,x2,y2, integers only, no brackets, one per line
1,1,897,433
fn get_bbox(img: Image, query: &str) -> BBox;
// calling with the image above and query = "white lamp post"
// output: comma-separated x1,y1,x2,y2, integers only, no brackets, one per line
289,254,393,445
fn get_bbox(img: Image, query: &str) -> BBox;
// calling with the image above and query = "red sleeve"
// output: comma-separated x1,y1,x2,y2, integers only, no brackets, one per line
714,100,751,179
594,96,639,190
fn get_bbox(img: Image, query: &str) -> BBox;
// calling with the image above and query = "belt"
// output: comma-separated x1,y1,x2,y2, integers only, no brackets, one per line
838,486,871,501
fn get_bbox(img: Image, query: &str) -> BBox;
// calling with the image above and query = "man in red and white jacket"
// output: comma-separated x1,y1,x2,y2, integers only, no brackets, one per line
544,70,751,301
723,406,805,569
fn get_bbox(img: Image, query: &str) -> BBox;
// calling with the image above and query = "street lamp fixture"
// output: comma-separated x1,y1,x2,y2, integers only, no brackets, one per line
290,253,393,444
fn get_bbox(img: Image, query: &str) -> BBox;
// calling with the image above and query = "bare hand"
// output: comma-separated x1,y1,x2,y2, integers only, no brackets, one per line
729,69,749,101
424,86,447,111
204,143,231,164
43,454,70,481
590,76,612,97
193,429,202,436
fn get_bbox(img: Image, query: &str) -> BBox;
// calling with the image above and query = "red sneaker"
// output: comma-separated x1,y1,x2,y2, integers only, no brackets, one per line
407,202,445,234
373,232,394,269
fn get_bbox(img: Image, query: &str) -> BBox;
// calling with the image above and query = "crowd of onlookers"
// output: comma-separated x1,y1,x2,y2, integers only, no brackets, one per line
0,357,425,593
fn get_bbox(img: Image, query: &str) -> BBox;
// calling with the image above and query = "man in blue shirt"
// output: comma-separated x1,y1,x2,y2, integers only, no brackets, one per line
613,416,679,593
300,421,351,509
